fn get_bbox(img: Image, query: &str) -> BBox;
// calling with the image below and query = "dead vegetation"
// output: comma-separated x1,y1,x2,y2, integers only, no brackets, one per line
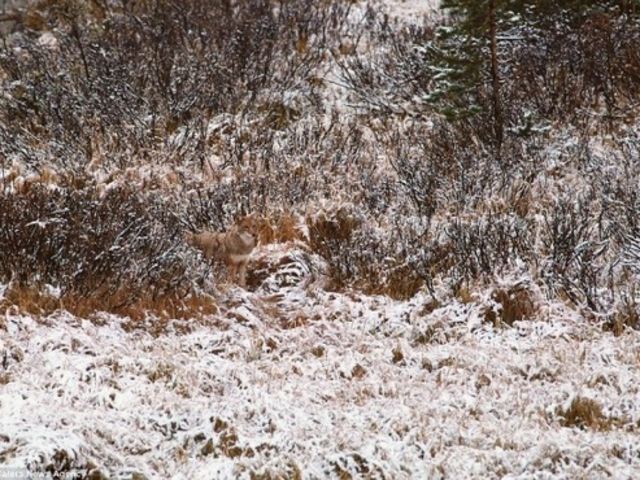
556,396,617,431
483,281,538,328
0,183,210,319
0,0,639,330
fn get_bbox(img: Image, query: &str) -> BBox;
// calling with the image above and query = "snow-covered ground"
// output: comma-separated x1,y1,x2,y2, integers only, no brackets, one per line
383,0,440,22
1,1,640,479
1,245,639,479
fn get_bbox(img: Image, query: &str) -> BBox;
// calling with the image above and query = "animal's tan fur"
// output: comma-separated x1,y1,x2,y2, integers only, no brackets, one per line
185,216,257,287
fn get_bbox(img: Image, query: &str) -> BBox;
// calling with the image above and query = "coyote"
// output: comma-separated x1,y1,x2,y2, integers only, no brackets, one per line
185,216,257,287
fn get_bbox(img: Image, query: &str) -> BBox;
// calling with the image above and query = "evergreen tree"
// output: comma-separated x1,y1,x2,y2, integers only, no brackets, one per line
425,0,510,156
427,0,635,156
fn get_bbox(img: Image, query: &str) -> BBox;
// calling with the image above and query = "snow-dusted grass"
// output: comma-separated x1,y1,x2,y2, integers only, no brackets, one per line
2,260,639,478
1,1,640,478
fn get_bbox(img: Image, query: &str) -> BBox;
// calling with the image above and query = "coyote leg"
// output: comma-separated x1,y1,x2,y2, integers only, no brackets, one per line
238,261,248,287
228,262,238,284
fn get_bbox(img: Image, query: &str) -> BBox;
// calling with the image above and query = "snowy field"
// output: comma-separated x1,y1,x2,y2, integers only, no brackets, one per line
1,0,640,478
1,245,639,479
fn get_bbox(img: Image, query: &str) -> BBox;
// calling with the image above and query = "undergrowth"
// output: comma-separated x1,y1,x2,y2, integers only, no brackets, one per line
0,1,639,328
0,183,210,318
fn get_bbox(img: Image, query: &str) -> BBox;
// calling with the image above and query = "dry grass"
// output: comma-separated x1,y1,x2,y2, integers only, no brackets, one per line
307,208,362,247
332,453,385,480
484,282,538,327
256,211,306,245
305,208,425,299
357,262,424,301
557,396,617,431
607,293,640,336
249,463,303,480
0,284,62,317
116,293,219,322
0,284,218,326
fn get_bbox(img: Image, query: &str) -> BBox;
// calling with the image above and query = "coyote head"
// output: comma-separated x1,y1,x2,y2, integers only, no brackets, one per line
235,214,258,235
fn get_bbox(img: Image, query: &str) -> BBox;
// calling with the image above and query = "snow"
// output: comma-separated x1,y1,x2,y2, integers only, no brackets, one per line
1,263,639,478
383,0,441,22
1,0,640,478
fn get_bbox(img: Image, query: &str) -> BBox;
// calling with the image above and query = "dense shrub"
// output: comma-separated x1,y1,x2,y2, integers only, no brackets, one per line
306,207,426,299
0,1,638,329
338,3,640,134
0,185,208,315
511,7,640,120
0,0,352,170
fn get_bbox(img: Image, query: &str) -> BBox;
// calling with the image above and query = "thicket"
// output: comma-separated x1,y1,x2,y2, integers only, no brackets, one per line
0,0,352,170
337,0,640,137
0,182,211,317
331,1,640,328
0,0,639,329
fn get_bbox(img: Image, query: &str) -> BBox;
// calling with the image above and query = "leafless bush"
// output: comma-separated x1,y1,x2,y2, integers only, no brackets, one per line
543,132,640,318
509,8,640,126
173,112,382,222
596,133,640,246
386,127,445,221
0,184,208,314
179,183,259,234
334,11,438,117
592,133,640,328
0,0,639,324
306,204,533,300
444,214,533,284
306,207,425,299
386,117,543,227
540,193,608,311
338,4,640,140
0,0,352,171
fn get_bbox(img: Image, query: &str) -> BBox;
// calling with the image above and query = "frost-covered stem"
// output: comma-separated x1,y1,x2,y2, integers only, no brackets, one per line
489,0,503,160
71,22,91,86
